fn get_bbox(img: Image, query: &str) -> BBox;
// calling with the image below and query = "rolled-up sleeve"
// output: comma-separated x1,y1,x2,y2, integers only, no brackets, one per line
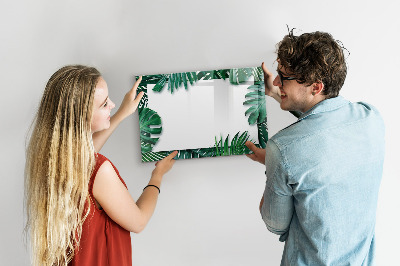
260,139,294,241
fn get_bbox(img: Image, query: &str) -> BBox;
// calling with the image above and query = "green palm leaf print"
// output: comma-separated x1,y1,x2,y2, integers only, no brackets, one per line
214,131,252,156
152,72,198,93
243,82,266,125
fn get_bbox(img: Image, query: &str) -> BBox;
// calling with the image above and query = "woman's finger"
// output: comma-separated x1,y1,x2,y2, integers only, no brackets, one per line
166,151,178,160
130,76,142,95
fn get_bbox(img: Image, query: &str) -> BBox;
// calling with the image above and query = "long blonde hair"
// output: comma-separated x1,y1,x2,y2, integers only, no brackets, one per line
25,65,101,265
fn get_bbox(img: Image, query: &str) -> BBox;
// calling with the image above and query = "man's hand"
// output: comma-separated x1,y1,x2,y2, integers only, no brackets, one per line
245,141,266,165
262,62,282,103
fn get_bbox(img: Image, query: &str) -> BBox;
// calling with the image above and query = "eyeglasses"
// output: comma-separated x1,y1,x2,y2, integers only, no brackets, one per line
277,70,297,86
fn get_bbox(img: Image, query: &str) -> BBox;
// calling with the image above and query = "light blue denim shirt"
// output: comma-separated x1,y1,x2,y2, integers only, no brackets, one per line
260,96,385,266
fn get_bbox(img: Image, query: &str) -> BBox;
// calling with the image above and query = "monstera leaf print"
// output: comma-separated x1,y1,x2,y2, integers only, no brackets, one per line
214,131,251,156
243,82,266,125
152,72,198,93
139,108,162,153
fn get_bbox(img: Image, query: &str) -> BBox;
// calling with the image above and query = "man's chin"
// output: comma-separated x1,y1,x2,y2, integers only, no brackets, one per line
279,103,290,111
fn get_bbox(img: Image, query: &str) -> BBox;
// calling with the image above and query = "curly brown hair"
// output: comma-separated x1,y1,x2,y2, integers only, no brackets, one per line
277,30,348,98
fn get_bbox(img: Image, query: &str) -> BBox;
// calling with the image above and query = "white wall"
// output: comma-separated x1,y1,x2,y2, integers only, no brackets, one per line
1,0,399,265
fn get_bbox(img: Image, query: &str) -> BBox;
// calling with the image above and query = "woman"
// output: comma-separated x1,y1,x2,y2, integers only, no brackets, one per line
25,65,177,265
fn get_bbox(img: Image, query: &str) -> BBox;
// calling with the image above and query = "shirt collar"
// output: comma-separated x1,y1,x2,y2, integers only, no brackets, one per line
298,95,350,121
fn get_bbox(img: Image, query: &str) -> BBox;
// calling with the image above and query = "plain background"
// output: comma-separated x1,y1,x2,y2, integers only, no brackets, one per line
1,0,399,265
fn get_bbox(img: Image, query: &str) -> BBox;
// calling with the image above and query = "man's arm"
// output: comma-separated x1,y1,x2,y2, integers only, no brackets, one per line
93,77,144,152
262,62,282,103
261,140,294,239
246,139,294,238
260,184,293,238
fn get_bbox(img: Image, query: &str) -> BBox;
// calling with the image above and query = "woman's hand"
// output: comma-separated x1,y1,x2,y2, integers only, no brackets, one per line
152,151,178,179
262,62,282,103
115,76,144,120
92,76,144,152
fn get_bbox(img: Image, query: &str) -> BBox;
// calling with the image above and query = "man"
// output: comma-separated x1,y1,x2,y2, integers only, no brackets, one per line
246,31,385,265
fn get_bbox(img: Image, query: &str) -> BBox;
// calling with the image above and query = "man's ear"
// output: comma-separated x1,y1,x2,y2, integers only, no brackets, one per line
312,82,324,96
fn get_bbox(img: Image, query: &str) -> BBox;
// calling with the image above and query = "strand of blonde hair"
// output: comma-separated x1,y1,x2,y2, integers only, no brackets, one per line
25,65,99,265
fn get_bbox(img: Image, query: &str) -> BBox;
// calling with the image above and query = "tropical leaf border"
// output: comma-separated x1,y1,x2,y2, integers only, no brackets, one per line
136,66,268,162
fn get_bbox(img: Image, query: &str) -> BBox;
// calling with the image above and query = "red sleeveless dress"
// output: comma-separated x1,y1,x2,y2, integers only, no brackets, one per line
69,153,132,266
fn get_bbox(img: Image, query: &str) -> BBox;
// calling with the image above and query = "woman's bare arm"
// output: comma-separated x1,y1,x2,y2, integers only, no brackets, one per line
92,77,144,152
93,151,178,233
